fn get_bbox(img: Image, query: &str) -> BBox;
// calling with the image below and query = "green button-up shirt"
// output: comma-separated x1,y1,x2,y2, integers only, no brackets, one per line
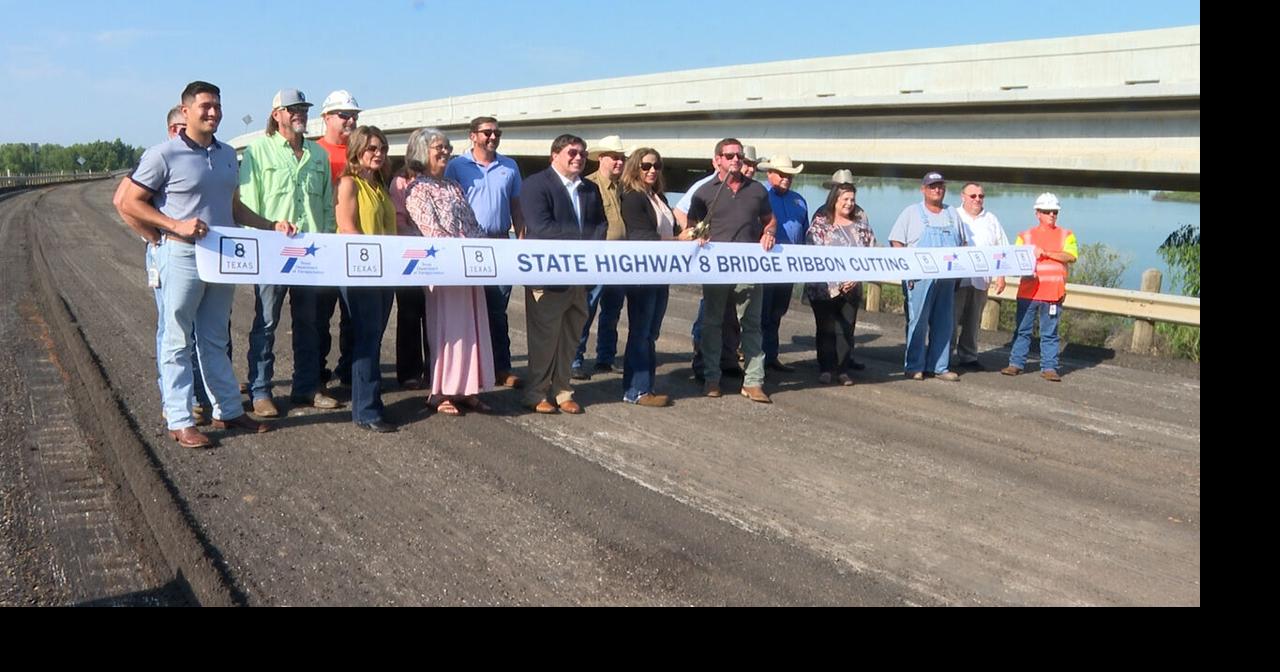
586,169,624,240
238,133,335,233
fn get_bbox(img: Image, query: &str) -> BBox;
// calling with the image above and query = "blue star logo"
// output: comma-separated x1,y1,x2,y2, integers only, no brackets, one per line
304,243,319,256
426,246,438,258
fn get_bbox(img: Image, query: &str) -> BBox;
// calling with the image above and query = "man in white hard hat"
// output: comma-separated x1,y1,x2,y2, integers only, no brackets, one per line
314,90,364,391
1002,193,1078,382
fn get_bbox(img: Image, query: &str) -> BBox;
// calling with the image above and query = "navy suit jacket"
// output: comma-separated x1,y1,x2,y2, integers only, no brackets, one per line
520,166,608,242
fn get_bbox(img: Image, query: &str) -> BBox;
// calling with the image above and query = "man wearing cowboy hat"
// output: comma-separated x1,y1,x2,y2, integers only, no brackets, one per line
758,154,808,373
677,145,760,381
572,135,629,380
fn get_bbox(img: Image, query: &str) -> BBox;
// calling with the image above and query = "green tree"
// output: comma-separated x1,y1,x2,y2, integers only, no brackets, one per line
1156,224,1200,361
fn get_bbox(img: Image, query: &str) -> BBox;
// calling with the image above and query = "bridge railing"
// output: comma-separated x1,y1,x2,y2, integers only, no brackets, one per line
863,269,1199,354
1,171,114,193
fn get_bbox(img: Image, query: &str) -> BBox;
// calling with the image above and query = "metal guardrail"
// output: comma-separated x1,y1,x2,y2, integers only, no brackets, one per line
863,269,1200,354
1,171,112,190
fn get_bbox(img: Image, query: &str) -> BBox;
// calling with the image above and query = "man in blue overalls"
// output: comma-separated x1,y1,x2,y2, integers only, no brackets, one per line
889,172,965,381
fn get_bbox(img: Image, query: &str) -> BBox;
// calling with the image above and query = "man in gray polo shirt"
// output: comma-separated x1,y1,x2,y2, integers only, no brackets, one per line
119,80,298,448
686,138,777,403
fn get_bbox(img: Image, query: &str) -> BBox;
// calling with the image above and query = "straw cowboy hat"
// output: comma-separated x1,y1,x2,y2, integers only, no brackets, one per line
757,154,805,175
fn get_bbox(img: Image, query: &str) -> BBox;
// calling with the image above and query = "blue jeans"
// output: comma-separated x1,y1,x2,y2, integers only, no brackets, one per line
574,284,625,368
246,284,323,400
484,284,513,374
760,283,793,363
903,278,956,374
341,286,393,424
156,241,242,430
622,285,669,401
316,287,352,385
702,283,764,386
1009,298,1062,372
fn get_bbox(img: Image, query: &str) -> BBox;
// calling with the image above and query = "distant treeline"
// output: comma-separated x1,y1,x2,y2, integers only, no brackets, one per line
1,140,146,175
1152,191,1200,203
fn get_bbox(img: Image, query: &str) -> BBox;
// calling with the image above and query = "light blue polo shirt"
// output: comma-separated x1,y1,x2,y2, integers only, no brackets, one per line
131,131,239,228
444,150,522,238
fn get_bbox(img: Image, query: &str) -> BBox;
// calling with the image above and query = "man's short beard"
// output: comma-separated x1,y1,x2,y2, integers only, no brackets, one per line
291,121,307,135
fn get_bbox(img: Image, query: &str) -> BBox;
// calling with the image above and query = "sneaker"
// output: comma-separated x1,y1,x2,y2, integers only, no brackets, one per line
1000,366,1022,376
1041,369,1062,382
630,393,670,407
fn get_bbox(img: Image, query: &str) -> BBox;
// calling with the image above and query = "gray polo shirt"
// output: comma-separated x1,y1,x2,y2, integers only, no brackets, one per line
131,131,239,228
687,175,771,243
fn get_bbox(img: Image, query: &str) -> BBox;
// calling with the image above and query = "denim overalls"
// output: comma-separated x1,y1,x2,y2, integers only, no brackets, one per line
903,204,961,374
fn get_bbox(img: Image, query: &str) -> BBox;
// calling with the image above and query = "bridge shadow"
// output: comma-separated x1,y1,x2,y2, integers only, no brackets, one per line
72,572,199,607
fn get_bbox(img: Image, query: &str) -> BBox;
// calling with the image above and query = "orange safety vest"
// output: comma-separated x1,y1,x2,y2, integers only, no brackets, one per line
1018,225,1071,302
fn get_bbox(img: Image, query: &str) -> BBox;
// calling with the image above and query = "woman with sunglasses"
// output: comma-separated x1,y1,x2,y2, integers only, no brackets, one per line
390,133,429,391
405,128,494,416
805,181,877,386
617,148,690,407
335,126,397,432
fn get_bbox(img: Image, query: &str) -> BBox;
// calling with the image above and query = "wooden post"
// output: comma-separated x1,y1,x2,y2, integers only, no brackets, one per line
1130,269,1162,353
981,292,1002,331
865,282,882,313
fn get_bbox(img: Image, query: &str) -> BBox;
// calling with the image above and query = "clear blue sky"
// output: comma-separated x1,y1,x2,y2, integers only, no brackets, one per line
1,0,1199,148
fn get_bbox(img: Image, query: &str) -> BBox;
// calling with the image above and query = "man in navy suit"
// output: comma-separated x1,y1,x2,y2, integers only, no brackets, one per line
520,134,608,414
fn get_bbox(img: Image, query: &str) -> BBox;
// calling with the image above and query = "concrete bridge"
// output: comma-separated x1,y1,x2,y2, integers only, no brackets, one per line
232,26,1200,190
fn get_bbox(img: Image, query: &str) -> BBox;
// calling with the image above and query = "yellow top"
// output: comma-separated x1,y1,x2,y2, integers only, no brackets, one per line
353,176,396,236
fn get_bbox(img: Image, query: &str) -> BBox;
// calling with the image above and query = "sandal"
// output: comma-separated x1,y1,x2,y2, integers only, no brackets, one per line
459,396,492,413
431,397,464,416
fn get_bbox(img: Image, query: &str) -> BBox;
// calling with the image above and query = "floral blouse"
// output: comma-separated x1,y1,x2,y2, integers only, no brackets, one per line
805,206,877,301
405,175,482,239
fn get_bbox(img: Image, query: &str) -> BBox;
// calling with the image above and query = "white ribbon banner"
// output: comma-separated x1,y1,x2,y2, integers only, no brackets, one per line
195,228,1035,286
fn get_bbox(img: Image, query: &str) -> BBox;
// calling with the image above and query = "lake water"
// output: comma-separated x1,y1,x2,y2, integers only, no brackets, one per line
673,175,1199,291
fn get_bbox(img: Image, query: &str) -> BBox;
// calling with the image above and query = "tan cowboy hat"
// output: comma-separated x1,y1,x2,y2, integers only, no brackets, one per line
758,154,805,175
822,169,856,188
588,135,627,159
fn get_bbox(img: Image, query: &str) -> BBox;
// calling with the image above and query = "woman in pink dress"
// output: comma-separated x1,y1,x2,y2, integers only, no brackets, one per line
404,128,494,415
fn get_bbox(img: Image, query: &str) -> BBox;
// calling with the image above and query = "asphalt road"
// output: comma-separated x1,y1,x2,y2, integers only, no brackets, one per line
0,180,1201,606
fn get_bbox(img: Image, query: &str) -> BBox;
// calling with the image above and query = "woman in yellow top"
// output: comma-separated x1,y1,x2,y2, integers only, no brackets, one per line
335,126,396,432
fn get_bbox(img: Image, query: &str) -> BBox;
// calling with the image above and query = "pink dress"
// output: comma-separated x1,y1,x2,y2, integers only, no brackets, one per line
406,176,495,396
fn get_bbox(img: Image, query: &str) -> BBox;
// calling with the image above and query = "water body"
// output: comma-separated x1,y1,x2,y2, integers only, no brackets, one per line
673,175,1199,291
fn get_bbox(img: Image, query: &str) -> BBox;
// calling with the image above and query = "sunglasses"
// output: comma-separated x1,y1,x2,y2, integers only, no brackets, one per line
334,111,358,121
475,129,503,138
283,105,309,115
364,144,388,154
719,152,744,161
565,148,587,159
1036,210,1059,215
966,194,985,199
640,161,663,172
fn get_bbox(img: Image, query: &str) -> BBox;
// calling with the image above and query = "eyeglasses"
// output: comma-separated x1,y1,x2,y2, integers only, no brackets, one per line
475,129,502,138
334,111,358,121
719,152,744,161
565,148,587,159
640,161,663,172
429,144,452,153
966,194,985,200
1036,210,1059,215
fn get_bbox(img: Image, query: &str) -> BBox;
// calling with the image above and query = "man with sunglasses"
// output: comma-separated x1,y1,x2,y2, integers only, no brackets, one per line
519,134,608,414
239,88,338,417
446,116,525,389
1002,193,1077,382
676,145,760,382
953,182,1009,369
313,90,363,394
686,138,778,403
889,171,966,382
572,134,628,381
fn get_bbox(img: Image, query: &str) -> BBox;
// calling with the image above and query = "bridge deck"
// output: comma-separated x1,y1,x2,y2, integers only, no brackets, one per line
2,180,1200,605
